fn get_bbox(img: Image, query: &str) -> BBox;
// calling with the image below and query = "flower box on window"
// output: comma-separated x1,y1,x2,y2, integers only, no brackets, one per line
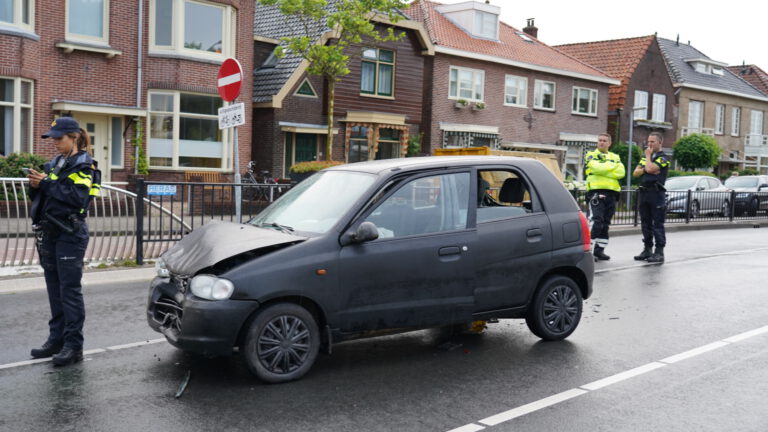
472,102,486,111
454,99,468,109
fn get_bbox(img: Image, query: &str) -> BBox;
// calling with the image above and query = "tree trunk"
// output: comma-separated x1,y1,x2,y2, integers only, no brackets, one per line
326,79,335,161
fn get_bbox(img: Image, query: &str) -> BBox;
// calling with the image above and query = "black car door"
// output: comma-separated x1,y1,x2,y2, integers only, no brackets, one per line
335,171,477,332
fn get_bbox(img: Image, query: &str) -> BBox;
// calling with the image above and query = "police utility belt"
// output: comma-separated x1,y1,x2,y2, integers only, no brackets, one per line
638,182,666,191
33,213,83,235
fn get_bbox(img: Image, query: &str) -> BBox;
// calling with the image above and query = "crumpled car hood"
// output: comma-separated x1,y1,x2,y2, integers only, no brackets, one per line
161,220,307,276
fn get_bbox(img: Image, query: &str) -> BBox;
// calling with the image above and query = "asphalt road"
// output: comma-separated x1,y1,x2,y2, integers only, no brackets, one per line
0,228,767,432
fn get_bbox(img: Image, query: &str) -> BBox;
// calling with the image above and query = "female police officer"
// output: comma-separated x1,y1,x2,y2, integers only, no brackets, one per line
27,117,101,366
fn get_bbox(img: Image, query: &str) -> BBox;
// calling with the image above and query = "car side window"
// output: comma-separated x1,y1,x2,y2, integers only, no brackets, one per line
476,170,533,223
365,172,469,239
708,178,719,189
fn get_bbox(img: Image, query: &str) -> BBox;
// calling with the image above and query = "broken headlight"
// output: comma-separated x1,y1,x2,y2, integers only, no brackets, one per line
190,274,234,300
155,258,170,278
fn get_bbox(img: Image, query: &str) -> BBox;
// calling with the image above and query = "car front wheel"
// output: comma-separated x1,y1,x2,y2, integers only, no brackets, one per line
526,276,583,341
244,303,320,383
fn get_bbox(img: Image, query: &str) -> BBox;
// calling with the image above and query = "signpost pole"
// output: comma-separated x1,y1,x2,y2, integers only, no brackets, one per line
217,58,244,222
233,121,241,222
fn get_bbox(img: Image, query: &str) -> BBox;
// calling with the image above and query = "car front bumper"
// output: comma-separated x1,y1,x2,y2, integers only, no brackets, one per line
147,276,259,357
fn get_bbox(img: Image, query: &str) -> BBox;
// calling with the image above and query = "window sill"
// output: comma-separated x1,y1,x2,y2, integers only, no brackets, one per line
360,93,395,100
0,24,39,40
533,107,555,112
503,103,527,108
56,41,122,58
571,112,597,118
148,50,225,65
636,120,673,130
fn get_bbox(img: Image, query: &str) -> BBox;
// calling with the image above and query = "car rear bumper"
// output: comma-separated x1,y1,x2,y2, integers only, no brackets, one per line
146,277,259,357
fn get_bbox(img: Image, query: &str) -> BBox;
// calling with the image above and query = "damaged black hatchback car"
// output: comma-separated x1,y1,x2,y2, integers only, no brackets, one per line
147,156,594,383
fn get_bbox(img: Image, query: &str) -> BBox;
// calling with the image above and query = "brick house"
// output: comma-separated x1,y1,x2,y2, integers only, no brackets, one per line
556,35,677,152
657,38,768,174
1,0,254,183
404,0,619,180
251,2,434,179
728,64,768,95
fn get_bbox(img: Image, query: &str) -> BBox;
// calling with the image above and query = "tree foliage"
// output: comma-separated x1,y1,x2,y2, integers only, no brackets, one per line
673,134,722,171
258,0,407,160
610,141,641,185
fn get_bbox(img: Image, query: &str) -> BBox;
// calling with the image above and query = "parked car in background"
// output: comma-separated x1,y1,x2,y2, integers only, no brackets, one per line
724,175,768,216
665,176,730,217
147,156,594,383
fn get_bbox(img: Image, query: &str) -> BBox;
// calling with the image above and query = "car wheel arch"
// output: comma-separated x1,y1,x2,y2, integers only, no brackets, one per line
235,295,329,349
532,267,590,302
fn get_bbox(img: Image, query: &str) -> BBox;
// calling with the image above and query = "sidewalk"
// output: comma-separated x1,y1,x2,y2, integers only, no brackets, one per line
610,219,768,237
0,266,156,294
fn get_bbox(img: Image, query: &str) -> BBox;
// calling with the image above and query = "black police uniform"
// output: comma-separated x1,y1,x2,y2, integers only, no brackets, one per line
635,150,670,263
29,151,101,360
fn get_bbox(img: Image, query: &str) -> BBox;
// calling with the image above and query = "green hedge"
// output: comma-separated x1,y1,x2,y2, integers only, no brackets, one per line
289,160,345,174
0,153,47,178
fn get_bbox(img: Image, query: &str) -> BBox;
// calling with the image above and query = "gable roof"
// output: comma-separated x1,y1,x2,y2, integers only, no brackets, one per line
555,35,656,110
657,38,768,102
727,64,768,96
404,0,617,85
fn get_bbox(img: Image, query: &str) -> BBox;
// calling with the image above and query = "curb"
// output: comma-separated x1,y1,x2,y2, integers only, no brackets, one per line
609,220,768,237
0,266,156,295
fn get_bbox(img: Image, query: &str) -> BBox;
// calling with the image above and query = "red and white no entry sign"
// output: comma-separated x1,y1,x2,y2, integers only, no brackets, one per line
217,58,243,102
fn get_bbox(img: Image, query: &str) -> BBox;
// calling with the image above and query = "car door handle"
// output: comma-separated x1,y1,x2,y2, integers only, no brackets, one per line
527,228,542,238
438,246,461,256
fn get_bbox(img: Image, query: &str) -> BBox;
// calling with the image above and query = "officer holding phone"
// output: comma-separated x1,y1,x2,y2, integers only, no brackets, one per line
633,132,670,263
27,117,101,366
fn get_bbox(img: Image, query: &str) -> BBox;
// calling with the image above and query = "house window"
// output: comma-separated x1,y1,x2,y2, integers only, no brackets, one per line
750,110,764,136
688,101,704,131
443,131,499,149
572,87,598,116
150,0,234,60
148,91,225,169
652,94,666,122
473,10,497,39
284,133,318,175
349,126,369,163
0,0,33,29
295,79,317,98
449,66,484,102
715,104,725,135
634,90,648,119
731,107,741,136
375,128,400,160
360,48,394,97
0,77,33,156
533,80,555,110
111,116,123,167
67,0,108,43
504,75,527,107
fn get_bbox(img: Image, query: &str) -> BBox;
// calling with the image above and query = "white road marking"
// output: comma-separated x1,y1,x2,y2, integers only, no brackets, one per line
595,246,768,274
107,339,166,351
446,324,768,431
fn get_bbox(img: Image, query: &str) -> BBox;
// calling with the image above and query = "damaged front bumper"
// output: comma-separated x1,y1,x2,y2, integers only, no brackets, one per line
146,276,258,357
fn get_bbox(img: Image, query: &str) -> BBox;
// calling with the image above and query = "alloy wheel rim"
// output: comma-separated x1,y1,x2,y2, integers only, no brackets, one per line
542,285,578,334
257,315,311,374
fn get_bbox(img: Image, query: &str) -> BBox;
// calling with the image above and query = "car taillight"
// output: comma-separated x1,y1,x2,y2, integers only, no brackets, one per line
578,211,591,252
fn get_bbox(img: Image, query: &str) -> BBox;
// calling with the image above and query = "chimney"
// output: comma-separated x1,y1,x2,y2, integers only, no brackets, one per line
523,18,538,39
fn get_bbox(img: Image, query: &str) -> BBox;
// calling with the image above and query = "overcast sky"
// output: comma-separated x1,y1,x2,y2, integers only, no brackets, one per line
435,0,767,70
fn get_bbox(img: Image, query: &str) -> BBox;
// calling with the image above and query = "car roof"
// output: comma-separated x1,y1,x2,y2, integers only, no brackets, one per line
327,156,544,175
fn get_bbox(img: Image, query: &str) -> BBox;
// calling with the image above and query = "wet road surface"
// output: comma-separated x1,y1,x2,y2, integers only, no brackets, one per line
0,228,767,431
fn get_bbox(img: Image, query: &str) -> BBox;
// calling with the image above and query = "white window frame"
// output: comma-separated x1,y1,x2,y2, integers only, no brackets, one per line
65,0,109,45
750,110,764,136
714,104,725,135
571,86,598,116
449,66,484,103
0,76,33,155
0,0,34,30
688,101,704,131
652,93,666,122
293,78,318,99
504,75,527,107
731,107,741,136
149,0,235,61
147,90,229,171
533,80,555,111
634,91,648,120
473,10,498,39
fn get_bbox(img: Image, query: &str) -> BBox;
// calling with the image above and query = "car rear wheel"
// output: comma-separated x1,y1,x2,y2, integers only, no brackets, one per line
244,303,320,383
525,276,583,341
689,200,699,218
748,198,759,216
720,200,730,217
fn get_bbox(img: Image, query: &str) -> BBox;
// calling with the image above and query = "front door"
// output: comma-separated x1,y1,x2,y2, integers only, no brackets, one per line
295,133,317,162
77,114,110,181
336,171,476,332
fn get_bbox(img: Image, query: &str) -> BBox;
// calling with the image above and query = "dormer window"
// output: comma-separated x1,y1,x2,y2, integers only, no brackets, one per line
474,10,497,39
686,58,727,77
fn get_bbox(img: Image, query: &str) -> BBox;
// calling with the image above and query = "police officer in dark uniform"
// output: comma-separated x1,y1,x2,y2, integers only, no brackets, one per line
27,117,101,366
633,132,670,263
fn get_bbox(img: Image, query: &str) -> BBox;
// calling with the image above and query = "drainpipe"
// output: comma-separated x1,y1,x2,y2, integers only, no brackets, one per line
136,0,144,107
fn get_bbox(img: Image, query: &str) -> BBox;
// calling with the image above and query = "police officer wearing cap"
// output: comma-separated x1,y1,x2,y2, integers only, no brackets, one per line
27,117,101,366
633,132,670,263
584,133,625,261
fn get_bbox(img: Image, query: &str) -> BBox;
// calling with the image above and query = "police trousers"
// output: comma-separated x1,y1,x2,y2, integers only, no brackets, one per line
587,190,617,248
38,223,89,350
638,189,666,248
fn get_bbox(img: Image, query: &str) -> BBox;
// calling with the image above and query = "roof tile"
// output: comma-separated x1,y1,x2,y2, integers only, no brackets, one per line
727,64,768,96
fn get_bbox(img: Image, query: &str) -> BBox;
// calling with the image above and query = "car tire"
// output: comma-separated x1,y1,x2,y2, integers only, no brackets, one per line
720,200,730,217
243,303,320,383
525,276,583,341
689,200,699,218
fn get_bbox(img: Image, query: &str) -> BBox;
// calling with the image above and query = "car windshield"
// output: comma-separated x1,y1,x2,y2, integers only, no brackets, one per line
665,177,698,190
249,170,376,234
725,177,758,188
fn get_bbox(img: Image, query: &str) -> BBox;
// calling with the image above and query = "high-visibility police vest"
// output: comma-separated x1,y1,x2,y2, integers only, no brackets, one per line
584,149,625,192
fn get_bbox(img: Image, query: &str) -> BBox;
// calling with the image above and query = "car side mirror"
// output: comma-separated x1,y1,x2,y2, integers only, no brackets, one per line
341,221,379,246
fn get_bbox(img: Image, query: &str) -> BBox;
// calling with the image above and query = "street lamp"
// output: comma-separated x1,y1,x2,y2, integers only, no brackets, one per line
626,106,647,192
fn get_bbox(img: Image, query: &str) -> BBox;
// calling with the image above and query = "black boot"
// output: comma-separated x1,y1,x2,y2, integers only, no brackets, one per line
634,246,653,261
52,347,83,366
593,246,610,261
30,340,63,359
647,247,665,264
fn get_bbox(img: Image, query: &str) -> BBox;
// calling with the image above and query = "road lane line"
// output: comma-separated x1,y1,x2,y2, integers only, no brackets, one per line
579,362,666,391
723,325,768,343
445,424,485,432
83,348,107,355
595,246,768,274
0,358,52,370
478,388,588,426
659,341,730,364
107,339,166,351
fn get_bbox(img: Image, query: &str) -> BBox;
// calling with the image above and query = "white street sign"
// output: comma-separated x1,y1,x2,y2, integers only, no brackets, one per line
218,103,245,129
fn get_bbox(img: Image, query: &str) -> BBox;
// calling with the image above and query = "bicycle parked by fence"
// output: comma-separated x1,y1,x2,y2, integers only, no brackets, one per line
242,161,282,202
